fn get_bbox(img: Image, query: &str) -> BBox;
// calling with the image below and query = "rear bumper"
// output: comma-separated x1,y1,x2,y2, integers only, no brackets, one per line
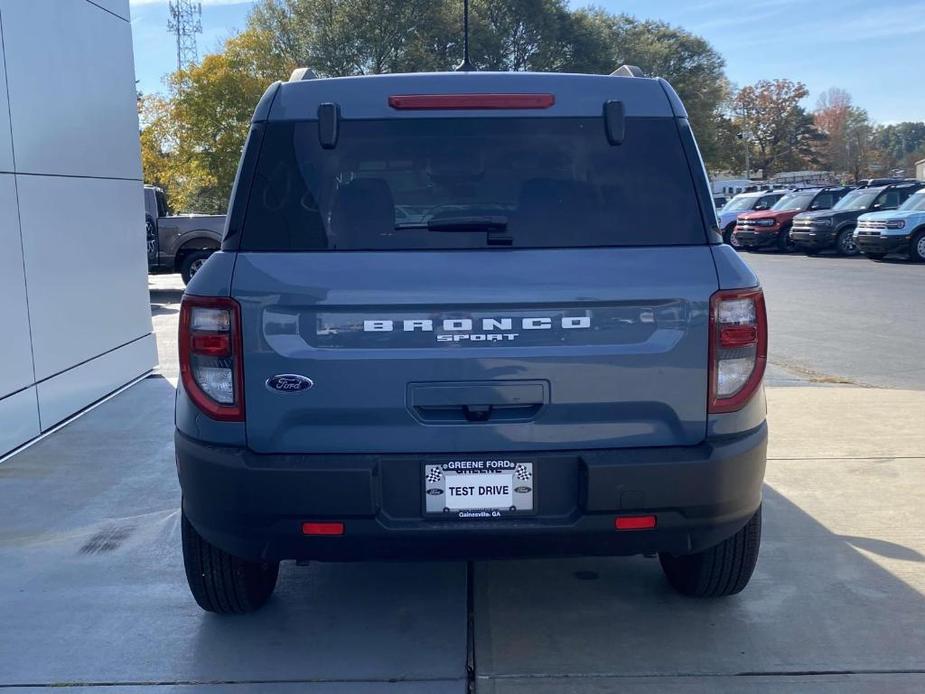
791,229,836,249
733,230,779,248
176,424,767,562
856,234,910,255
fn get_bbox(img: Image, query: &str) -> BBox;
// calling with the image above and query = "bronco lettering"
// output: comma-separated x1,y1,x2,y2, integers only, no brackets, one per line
363,316,590,332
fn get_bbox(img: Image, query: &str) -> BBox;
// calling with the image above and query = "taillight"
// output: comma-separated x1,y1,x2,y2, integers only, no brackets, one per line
179,295,245,421
708,288,767,414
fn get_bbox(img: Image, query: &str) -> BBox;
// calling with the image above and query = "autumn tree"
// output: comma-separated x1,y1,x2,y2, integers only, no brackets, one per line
138,29,299,213
813,87,852,173
733,79,825,177
138,94,178,208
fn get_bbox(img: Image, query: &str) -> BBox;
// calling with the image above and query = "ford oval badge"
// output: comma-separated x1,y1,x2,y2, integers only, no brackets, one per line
266,374,314,393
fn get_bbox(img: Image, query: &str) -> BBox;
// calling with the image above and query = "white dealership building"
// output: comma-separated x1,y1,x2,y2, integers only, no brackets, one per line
0,0,155,457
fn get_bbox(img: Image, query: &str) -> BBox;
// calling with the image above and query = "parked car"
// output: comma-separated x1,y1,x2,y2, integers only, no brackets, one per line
855,187,925,261
733,186,851,252
717,190,788,245
790,181,924,256
145,185,225,284
712,193,728,210
175,68,768,613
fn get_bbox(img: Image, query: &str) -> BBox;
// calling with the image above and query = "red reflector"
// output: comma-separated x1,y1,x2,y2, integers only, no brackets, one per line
301,522,344,536
388,93,555,110
190,332,231,356
615,515,657,530
719,325,758,348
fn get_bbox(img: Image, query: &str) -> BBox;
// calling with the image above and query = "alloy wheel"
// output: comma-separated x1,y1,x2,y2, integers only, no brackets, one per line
916,234,925,261
838,230,858,256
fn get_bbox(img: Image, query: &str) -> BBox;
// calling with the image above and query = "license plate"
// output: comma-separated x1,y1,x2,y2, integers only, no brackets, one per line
424,459,534,518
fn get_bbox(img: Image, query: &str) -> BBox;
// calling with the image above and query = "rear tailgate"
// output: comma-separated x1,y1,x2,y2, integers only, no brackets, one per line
234,246,715,454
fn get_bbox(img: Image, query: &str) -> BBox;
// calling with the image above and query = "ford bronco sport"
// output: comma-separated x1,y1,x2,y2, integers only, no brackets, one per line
790,181,924,256
855,187,925,261
733,186,851,252
176,68,769,613
717,190,788,246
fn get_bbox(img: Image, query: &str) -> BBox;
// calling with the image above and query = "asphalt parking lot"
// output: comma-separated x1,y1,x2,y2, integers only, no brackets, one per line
1,254,924,693
746,252,925,389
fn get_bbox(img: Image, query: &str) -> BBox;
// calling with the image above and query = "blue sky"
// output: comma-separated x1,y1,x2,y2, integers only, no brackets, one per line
130,0,925,123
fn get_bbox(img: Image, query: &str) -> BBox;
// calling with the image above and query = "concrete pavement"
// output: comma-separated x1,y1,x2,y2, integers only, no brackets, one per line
0,377,468,692
2,383,922,692
475,388,925,692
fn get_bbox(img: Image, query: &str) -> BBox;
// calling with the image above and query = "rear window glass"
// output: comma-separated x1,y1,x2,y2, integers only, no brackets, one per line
239,117,706,250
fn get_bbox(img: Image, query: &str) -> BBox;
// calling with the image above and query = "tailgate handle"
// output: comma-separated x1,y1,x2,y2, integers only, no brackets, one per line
409,381,547,424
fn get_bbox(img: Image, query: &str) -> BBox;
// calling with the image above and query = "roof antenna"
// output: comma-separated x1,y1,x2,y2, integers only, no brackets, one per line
455,0,475,71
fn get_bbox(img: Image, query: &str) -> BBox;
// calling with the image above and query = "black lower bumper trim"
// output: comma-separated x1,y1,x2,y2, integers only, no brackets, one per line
791,231,835,250
734,232,779,249
176,425,768,562
856,236,909,255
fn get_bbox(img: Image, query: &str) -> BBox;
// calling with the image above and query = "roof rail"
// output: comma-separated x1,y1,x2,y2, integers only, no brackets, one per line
610,65,644,78
289,67,319,82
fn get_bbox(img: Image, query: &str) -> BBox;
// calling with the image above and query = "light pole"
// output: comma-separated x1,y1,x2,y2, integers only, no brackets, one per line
737,130,753,179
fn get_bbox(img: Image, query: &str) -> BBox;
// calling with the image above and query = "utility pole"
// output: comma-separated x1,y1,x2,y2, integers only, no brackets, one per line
167,1,203,73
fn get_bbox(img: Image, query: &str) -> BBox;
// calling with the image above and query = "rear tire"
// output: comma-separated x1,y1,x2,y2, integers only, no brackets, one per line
180,250,214,285
659,506,761,597
181,510,279,614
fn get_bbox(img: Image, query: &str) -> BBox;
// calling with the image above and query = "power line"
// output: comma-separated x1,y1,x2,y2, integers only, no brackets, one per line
167,1,203,73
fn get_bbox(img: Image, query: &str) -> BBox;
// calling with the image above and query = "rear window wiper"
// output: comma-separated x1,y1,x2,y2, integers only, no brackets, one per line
395,216,512,245
395,216,507,231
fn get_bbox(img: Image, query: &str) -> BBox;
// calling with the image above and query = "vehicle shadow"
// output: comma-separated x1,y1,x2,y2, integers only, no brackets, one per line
873,255,918,265
801,252,871,260
150,304,178,316
472,484,925,682
150,287,184,304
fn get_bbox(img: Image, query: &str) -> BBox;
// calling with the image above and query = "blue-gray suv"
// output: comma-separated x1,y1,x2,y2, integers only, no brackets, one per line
176,68,769,613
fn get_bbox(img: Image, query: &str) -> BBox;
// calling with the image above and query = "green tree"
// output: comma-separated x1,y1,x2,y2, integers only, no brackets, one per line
869,122,925,177
467,0,577,71
247,0,457,75
575,11,729,166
